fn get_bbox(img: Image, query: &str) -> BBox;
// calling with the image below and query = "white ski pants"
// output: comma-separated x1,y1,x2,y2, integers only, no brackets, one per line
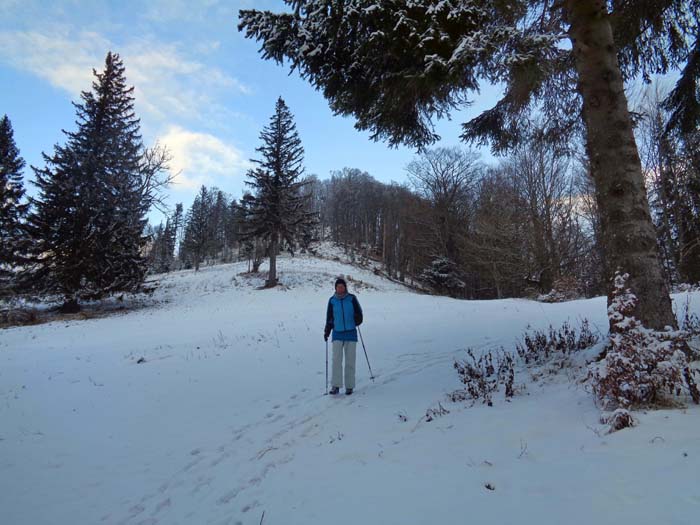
331,340,357,389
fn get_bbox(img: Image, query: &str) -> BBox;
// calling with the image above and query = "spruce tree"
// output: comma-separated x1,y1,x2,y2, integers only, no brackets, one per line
666,134,700,283
224,199,240,261
210,189,228,260
660,60,700,280
27,52,151,311
145,216,177,274
239,1,699,330
240,97,316,287
0,115,29,292
153,219,175,273
181,186,212,271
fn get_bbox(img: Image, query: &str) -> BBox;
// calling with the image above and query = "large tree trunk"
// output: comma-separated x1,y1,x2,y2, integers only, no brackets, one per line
566,0,676,330
266,233,279,287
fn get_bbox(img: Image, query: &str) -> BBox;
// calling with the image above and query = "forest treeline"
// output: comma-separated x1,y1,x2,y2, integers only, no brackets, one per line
148,86,699,301
1,58,698,307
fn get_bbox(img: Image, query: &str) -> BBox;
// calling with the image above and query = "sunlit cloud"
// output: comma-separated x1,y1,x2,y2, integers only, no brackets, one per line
158,125,252,193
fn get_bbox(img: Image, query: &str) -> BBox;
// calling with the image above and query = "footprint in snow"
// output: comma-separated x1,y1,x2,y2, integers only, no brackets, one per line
241,500,260,513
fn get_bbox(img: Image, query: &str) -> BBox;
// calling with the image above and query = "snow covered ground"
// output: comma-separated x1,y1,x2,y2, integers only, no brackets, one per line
1,253,698,525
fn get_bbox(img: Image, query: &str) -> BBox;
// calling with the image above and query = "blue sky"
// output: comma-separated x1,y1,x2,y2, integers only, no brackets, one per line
0,0,503,223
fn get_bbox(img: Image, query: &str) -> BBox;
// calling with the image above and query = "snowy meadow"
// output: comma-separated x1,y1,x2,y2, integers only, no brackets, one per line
3,2,700,524
1,253,698,525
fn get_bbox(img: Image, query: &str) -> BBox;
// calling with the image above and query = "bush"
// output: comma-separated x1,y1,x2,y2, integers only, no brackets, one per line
588,272,700,409
516,320,599,366
450,348,515,406
0,306,39,327
680,296,700,337
424,402,450,422
538,276,583,303
601,408,636,433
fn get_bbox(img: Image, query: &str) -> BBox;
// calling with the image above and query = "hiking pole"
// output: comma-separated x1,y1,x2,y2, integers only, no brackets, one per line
357,327,375,381
325,339,329,395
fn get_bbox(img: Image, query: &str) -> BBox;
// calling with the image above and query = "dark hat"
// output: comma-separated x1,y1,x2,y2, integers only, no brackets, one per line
334,277,347,289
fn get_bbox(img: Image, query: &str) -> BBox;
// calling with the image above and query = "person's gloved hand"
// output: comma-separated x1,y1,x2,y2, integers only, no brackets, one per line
324,328,330,341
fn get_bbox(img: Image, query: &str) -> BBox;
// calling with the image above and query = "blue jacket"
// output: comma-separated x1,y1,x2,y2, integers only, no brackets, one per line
324,293,363,342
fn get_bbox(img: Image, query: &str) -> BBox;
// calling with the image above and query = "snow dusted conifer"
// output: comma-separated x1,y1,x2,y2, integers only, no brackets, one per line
27,52,157,311
420,256,466,298
589,272,700,409
239,0,700,332
0,115,29,292
240,97,316,287
147,218,176,274
181,186,212,272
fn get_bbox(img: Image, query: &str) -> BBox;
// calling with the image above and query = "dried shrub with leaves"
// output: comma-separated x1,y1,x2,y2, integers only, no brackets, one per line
516,320,599,366
425,402,450,422
601,408,637,433
450,348,515,406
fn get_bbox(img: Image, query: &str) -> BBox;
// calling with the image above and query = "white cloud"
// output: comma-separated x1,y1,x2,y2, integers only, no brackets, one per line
0,28,250,125
0,29,109,94
158,125,252,192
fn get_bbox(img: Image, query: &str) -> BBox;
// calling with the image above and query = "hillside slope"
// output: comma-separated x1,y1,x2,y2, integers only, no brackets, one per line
1,254,698,525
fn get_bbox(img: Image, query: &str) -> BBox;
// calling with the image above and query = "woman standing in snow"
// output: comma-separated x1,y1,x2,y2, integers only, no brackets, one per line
324,277,363,395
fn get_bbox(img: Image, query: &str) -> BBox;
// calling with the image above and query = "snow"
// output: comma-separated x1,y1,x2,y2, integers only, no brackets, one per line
1,252,698,525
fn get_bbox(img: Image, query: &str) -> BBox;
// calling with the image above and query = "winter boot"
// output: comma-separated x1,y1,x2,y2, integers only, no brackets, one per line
329,387,340,395
345,388,353,395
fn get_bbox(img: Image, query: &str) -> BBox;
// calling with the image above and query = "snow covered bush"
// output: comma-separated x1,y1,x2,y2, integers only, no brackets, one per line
516,319,599,366
450,348,515,406
538,276,583,303
601,408,637,433
589,272,700,409
680,296,700,342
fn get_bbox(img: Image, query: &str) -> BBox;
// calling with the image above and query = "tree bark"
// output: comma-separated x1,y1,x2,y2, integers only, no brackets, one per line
266,233,279,287
566,0,676,330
